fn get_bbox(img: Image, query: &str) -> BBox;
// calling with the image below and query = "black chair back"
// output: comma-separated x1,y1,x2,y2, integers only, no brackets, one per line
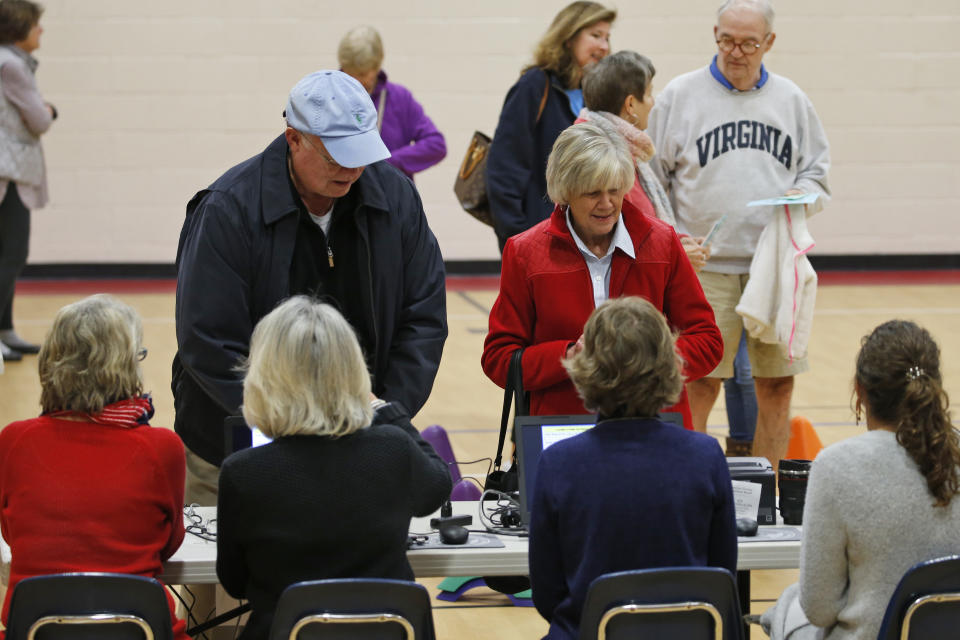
877,555,960,640
269,578,435,640
578,567,744,640
5,572,173,640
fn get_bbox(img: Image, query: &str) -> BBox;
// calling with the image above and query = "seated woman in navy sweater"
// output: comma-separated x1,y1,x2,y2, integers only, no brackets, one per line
529,296,738,640
216,296,451,639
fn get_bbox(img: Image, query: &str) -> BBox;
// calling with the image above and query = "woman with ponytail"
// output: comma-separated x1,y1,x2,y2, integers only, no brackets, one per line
762,319,960,640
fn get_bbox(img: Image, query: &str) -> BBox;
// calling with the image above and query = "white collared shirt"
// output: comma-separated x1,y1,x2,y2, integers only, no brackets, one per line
566,208,636,308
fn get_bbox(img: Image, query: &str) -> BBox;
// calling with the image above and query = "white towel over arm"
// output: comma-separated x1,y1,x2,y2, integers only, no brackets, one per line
736,204,817,361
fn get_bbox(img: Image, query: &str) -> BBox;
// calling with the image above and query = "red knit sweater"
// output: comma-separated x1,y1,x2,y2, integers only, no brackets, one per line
482,200,723,427
0,416,188,639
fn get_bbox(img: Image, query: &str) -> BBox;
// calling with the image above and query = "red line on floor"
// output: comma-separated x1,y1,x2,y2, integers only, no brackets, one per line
14,270,960,295
16,279,177,295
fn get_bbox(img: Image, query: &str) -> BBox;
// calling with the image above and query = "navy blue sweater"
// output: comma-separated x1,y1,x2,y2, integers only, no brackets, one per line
529,417,737,640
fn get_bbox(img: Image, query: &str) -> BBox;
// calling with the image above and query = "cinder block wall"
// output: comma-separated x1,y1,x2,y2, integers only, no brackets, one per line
28,0,960,263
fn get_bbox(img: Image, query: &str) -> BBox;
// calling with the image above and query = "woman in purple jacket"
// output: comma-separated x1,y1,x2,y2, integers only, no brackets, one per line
338,25,446,180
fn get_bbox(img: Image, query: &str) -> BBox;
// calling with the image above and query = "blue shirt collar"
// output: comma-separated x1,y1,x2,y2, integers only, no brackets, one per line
709,54,768,91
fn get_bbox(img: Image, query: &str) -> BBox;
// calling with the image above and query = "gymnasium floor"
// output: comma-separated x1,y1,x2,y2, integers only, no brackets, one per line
2,271,959,639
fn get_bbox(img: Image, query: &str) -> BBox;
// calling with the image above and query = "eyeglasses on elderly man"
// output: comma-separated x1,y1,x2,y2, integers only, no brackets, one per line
715,34,769,56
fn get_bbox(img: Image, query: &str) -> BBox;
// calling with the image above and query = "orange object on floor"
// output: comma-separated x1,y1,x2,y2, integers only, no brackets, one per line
786,415,824,460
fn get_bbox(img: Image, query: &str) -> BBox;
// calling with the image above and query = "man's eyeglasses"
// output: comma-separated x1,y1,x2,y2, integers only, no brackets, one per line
299,133,340,168
716,35,769,56
137,348,148,361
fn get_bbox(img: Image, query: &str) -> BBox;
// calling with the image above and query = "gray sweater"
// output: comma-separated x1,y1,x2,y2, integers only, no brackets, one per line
647,64,830,274
799,429,960,640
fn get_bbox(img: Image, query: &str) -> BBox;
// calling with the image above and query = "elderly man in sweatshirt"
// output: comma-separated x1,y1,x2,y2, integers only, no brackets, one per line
648,0,830,469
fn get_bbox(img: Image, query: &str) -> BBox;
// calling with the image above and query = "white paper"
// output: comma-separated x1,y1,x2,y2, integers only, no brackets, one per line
747,193,821,207
731,480,762,519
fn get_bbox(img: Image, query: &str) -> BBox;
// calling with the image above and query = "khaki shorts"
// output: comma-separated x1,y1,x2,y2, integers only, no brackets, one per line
184,446,220,506
698,271,809,379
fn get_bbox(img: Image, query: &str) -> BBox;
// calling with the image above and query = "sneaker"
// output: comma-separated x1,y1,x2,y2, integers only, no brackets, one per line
0,340,23,362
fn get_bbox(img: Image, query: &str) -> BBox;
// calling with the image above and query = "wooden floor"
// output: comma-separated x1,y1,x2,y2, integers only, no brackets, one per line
2,275,960,639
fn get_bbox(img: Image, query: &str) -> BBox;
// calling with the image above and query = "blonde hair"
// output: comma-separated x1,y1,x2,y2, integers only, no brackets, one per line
564,297,683,418
39,294,144,413
546,121,634,204
242,296,373,439
338,25,384,73
527,1,616,89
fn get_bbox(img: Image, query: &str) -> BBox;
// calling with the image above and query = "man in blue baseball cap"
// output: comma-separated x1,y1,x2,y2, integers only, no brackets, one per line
172,70,448,503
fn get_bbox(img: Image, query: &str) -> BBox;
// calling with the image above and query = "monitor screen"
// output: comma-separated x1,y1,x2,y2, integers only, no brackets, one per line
514,415,597,526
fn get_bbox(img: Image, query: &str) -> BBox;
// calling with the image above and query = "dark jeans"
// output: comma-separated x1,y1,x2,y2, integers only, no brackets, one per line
0,182,30,331
724,332,758,441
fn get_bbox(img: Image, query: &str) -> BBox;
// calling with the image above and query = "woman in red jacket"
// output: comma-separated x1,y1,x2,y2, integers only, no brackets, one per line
0,294,188,640
482,121,722,429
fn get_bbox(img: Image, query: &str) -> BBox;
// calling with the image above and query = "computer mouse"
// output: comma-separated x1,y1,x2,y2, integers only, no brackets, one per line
736,517,759,537
439,523,469,545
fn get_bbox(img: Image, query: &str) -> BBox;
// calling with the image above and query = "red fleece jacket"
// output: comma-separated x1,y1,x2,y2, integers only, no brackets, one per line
482,200,722,428
0,416,188,639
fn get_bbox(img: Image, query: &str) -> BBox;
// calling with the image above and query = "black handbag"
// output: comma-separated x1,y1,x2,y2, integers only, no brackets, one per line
484,349,529,494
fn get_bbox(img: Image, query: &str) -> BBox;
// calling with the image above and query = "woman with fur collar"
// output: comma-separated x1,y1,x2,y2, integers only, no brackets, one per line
578,50,709,270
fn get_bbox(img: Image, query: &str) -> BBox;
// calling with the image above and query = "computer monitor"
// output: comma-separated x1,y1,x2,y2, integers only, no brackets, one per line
514,415,598,527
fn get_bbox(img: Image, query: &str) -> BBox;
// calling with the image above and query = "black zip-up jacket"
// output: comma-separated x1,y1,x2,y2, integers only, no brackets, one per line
172,135,447,466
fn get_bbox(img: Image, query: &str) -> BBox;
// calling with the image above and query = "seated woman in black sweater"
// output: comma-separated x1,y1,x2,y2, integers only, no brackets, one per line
215,296,452,639
529,297,737,640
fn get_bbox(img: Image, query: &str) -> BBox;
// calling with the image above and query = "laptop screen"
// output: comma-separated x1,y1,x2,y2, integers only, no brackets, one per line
514,415,598,526
225,416,273,456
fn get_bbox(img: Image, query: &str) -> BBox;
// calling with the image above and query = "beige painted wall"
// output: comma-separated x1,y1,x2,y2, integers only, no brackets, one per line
26,0,960,263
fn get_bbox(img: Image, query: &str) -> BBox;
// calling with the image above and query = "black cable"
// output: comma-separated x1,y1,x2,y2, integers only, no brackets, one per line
446,457,493,482
187,603,252,636
170,584,211,640
478,489,528,536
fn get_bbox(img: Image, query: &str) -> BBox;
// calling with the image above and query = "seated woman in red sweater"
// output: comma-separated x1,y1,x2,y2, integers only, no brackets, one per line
482,121,722,428
0,294,188,640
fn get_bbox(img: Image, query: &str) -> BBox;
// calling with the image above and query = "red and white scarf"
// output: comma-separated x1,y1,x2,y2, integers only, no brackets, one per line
45,395,155,428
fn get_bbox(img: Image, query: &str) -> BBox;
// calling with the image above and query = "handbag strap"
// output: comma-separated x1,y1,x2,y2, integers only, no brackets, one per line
536,73,550,124
494,349,526,469
458,133,486,180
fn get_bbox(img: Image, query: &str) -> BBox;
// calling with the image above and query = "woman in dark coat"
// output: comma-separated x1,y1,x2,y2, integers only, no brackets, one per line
486,1,615,250
216,296,451,639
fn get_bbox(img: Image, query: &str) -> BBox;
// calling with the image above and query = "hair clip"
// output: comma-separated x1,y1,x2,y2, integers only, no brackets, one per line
906,366,925,381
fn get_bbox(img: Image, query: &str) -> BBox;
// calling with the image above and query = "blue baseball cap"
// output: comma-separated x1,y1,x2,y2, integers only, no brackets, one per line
285,70,390,168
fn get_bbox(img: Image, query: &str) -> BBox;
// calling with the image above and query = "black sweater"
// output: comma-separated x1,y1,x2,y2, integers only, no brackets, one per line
216,408,452,639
